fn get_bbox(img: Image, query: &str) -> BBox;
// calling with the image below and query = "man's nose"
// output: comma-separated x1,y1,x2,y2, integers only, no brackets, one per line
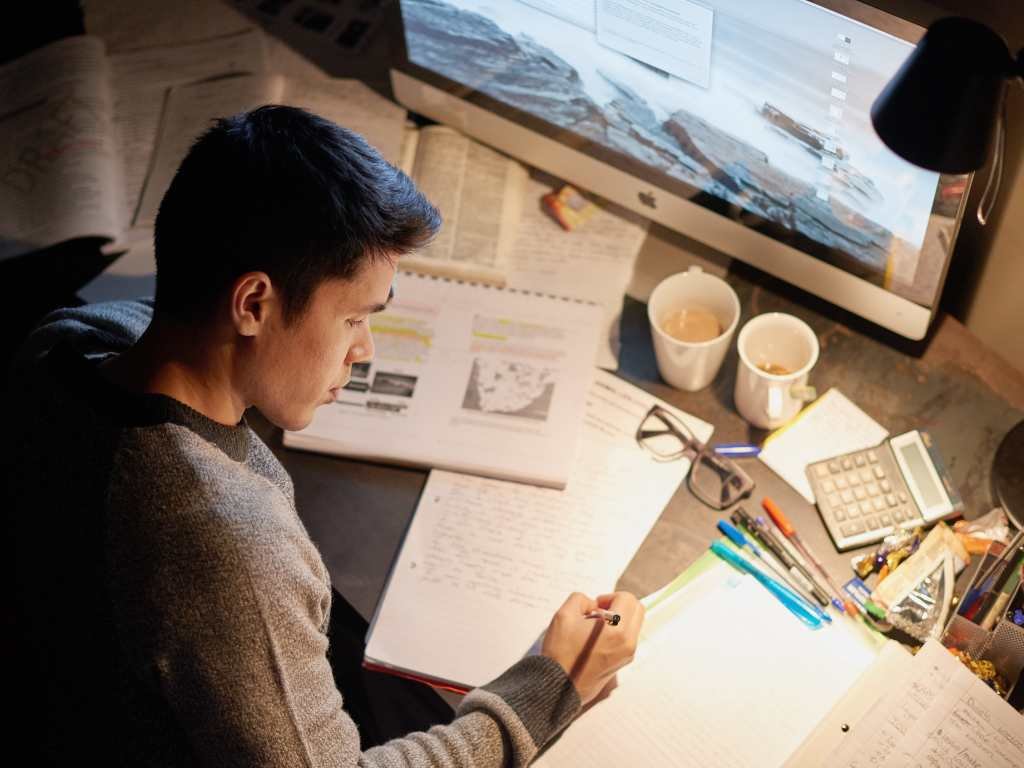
347,325,375,365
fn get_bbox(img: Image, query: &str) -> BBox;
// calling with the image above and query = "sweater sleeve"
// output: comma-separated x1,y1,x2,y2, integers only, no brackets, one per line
106,431,580,768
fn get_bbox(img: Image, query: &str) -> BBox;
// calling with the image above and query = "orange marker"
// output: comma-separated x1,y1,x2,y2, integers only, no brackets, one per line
762,497,861,618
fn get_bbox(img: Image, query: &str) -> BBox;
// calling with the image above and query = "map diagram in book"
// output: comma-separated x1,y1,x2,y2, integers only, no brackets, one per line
462,358,554,421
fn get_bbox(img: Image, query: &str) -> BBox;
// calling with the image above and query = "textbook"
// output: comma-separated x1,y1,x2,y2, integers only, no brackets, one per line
397,125,528,287
362,371,713,691
0,31,266,262
282,271,605,489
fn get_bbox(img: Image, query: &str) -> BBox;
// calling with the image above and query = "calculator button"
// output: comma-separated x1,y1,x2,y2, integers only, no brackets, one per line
841,458,853,471
880,479,892,493
841,521,865,536
865,515,879,529
859,469,873,484
898,491,908,504
854,487,867,501
840,489,854,504
886,494,898,507
867,450,878,463
873,466,885,479
879,513,893,527
891,508,904,522
815,464,829,478
866,482,880,496
828,461,841,474
847,472,861,486
835,476,849,490
854,454,866,467
828,493,841,508
846,504,860,518
822,479,836,493
872,497,886,512
859,500,873,515
834,507,847,522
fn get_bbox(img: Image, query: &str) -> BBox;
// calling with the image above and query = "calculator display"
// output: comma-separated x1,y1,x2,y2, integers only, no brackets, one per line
898,441,944,508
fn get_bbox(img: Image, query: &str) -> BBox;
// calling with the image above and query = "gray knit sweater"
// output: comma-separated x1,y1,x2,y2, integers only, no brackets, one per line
7,300,579,767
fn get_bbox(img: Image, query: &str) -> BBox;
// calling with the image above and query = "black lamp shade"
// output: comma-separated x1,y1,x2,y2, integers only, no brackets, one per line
871,17,1013,174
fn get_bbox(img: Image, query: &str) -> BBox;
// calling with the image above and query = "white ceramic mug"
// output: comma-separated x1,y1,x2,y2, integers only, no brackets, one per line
734,313,819,429
647,266,741,391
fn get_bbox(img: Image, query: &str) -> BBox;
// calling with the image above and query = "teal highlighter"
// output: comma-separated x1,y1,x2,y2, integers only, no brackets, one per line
710,540,824,629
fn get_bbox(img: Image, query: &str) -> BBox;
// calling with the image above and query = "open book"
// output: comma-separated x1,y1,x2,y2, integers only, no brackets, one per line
397,125,528,286
362,371,712,690
283,271,605,489
0,31,267,262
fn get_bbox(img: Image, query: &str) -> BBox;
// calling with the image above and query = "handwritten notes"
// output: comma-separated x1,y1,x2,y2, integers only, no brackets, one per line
364,370,711,689
828,640,1024,768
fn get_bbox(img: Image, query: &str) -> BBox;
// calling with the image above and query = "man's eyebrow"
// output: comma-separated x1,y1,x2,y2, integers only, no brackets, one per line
353,285,394,315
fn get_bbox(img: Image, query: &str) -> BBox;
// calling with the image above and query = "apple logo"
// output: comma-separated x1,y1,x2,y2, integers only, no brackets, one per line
638,191,657,209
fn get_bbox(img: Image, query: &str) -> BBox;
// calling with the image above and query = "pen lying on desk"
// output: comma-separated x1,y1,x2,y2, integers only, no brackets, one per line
710,541,824,629
732,507,830,608
762,497,860,618
717,520,831,624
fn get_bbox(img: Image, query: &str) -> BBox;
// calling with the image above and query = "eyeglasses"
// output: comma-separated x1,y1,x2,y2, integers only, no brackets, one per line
635,405,755,510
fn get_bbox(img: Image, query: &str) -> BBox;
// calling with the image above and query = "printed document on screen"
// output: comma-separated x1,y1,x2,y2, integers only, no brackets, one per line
517,0,596,31
596,0,713,88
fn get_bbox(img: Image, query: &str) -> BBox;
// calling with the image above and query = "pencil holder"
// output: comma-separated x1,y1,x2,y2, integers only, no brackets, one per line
941,566,1024,700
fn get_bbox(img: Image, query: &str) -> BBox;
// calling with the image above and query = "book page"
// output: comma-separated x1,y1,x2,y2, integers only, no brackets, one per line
403,126,527,284
364,370,712,689
507,175,649,369
828,640,1024,768
284,271,605,488
534,576,879,768
0,36,123,260
110,29,268,226
134,73,283,228
759,388,889,502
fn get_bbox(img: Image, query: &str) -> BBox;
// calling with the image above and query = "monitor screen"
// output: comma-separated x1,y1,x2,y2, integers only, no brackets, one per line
393,0,969,339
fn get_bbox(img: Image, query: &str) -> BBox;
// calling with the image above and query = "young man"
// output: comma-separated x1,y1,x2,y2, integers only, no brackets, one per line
7,106,643,766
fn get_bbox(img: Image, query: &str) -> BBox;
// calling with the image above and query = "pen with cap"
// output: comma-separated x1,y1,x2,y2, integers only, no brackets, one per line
717,520,831,625
710,540,824,629
733,507,830,608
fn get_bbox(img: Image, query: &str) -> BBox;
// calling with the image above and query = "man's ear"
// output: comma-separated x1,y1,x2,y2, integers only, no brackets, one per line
231,272,276,337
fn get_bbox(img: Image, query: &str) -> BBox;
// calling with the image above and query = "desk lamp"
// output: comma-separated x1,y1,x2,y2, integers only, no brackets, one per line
871,16,1024,529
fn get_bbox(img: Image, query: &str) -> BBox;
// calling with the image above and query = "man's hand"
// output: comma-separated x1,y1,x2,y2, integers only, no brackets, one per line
540,591,644,706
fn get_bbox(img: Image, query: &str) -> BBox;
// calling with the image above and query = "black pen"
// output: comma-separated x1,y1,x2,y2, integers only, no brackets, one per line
731,508,821,607
734,507,831,608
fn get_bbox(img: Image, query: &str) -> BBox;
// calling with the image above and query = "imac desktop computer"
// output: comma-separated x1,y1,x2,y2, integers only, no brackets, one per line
390,0,971,340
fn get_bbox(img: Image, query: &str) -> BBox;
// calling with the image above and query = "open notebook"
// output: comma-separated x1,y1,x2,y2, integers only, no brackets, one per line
532,558,1023,768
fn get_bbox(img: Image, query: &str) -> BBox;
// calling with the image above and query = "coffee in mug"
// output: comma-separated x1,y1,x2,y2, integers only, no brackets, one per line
756,362,792,376
661,307,721,343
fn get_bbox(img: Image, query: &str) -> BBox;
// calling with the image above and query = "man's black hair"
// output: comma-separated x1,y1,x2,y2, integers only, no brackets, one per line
153,105,440,323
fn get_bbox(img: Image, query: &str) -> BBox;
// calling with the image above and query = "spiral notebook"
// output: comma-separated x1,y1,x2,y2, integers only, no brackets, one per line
283,270,604,489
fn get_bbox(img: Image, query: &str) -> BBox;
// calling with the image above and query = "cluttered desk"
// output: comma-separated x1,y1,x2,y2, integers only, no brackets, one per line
4,0,1023,764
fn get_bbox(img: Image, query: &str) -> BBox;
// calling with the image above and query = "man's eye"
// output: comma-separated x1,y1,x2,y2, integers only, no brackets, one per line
347,318,366,327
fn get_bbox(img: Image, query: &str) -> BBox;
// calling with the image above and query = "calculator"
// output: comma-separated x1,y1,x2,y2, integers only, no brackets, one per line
806,430,964,551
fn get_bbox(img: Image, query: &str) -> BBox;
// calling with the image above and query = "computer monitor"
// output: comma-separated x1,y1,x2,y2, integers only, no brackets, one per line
390,0,971,340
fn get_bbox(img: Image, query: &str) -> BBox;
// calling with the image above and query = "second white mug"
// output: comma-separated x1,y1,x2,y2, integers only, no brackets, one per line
734,313,819,429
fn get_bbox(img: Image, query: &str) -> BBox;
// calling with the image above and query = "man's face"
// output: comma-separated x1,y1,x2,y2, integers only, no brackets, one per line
249,258,396,431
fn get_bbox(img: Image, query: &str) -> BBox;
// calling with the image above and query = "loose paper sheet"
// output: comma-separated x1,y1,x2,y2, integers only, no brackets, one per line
759,388,889,503
110,28,268,226
507,176,649,370
364,370,712,689
828,639,1024,768
135,73,406,228
535,574,880,768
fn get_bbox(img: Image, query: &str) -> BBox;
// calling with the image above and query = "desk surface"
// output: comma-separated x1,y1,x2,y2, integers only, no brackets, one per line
255,256,1024,622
